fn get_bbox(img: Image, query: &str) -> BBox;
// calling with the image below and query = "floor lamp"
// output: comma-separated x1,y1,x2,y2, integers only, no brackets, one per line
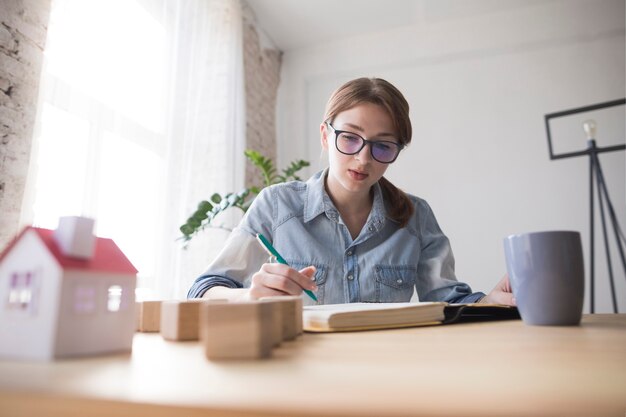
544,98,626,313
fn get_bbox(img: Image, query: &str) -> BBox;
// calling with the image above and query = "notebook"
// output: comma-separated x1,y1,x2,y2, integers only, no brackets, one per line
303,302,520,332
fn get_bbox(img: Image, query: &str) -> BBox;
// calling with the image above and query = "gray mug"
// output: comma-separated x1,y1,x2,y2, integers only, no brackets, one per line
503,231,584,326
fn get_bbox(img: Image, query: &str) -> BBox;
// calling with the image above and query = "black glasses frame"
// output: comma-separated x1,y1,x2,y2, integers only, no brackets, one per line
325,122,404,164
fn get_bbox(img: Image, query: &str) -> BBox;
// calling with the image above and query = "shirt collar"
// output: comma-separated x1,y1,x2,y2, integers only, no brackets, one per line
303,169,329,223
303,169,387,232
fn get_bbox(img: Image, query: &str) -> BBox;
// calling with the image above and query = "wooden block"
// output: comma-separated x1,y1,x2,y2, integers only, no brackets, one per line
160,299,228,341
259,296,301,341
160,300,204,341
294,296,303,335
136,301,162,332
200,301,273,360
260,299,283,346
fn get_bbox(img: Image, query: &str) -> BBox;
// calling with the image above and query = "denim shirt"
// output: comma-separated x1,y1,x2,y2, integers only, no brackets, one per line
188,169,485,305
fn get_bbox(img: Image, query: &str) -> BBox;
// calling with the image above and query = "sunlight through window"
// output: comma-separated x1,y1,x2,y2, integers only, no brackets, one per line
45,0,166,132
27,0,246,299
32,0,168,288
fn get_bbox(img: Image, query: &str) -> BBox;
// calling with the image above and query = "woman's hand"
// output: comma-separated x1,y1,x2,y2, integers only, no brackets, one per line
480,274,516,306
247,263,317,300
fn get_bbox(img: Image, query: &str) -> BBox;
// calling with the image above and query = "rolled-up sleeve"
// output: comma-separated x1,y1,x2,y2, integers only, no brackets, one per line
187,228,268,298
415,201,485,304
187,188,275,299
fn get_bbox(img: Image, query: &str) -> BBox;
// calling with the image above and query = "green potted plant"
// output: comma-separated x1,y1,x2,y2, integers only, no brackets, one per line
179,149,309,243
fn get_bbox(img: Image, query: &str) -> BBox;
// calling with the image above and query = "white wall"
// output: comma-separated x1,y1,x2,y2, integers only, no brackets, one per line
276,0,626,312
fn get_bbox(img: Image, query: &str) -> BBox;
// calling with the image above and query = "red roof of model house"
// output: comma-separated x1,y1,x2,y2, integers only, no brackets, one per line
0,226,138,275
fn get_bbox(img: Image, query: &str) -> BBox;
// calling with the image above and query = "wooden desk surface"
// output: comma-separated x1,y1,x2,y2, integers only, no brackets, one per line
1,314,625,417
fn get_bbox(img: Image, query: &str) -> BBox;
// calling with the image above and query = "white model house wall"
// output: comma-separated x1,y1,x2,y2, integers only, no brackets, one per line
0,229,62,360
54,270,136,357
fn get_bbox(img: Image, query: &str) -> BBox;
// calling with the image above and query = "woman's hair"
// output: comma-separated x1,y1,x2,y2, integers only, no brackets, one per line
323,77,414,227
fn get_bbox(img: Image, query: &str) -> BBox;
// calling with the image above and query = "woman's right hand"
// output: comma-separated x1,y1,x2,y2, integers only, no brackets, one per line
247,263,317,300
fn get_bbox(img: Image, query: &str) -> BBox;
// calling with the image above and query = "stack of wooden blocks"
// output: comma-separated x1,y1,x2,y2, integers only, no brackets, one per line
135,296,303,360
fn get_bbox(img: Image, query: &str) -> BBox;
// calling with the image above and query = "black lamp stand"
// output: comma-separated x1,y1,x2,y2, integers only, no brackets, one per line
545,98,626,313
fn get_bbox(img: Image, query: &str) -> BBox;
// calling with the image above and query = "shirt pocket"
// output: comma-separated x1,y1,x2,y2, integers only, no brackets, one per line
374,265,417,302
285,260,328,304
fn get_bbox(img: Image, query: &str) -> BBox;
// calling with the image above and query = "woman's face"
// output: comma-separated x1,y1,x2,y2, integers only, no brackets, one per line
321,102,399,200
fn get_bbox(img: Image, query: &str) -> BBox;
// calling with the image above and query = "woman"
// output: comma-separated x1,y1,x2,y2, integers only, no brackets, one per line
188,77,514,306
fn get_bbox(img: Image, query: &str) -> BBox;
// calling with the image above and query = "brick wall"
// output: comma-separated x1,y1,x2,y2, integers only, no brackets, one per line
242,2,282,188
0,0,51,248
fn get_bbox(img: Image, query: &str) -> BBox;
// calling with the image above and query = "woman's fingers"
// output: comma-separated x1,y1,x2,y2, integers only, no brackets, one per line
254,272,303,295
481,273,516,306
248,263,318,300
299,265,317,279
261,263,317,291
248,285,289,300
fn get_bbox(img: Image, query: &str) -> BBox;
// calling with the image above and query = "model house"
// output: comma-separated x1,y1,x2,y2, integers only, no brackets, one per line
0,217,137,360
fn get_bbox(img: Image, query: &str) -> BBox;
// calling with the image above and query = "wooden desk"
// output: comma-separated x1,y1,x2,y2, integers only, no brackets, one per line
1,314,625,417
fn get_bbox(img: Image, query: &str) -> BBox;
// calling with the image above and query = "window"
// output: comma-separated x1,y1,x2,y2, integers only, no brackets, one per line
73,285,96,314
26,0,166,290
6,271,38,314
23,0,246,299
107,285,123,312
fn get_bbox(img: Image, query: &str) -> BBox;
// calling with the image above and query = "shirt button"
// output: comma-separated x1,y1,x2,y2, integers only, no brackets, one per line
396,279,403,284
346,250,353,256
368,226,374,232
347,274,354,280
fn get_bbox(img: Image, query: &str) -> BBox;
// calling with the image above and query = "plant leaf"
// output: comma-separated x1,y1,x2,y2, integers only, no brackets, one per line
277,159,311,182
180,150,310,243
198,200,213,212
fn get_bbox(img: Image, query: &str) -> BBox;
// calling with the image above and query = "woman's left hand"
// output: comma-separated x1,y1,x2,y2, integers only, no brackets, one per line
480,274,516,306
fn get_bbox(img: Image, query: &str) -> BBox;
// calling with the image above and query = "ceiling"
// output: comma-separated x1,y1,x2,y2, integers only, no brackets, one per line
244,0,546,51
244,0,420,51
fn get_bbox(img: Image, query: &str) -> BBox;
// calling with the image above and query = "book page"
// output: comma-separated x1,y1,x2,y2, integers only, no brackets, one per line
303,302,447,332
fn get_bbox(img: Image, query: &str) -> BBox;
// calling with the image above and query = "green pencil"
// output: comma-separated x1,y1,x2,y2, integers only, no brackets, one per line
256,233,318,302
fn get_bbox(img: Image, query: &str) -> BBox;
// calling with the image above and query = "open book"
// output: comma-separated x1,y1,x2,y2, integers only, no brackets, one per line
303,302,520,332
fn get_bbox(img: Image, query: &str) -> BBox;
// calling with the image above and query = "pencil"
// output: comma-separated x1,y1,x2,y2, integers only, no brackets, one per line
256,233,318,302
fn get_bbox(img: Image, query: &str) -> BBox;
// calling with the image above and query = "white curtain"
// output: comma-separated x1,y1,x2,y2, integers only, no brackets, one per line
21,0,246,299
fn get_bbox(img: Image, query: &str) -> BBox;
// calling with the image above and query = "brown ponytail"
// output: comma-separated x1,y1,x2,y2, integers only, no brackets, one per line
323,77,415,227
378,176,414,227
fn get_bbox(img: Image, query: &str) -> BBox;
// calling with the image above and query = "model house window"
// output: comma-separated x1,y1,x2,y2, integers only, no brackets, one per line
73,285,96,314
107,285,123,312
6,271,38,313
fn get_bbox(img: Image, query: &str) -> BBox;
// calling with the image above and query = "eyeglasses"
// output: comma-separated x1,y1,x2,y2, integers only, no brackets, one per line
326,122,404,164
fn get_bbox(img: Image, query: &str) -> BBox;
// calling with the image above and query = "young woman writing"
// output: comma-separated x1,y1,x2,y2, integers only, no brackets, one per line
188,77,514,306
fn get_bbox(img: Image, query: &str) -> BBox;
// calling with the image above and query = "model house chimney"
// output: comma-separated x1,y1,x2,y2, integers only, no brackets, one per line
54,216,96,259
